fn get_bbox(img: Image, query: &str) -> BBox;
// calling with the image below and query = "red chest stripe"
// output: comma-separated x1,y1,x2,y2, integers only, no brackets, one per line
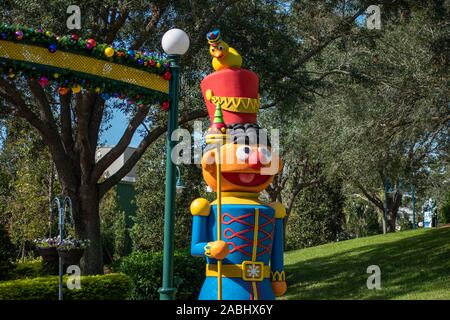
222,211,275,257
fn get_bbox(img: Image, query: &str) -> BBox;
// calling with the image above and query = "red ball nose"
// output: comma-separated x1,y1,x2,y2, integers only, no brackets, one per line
249,150,263,169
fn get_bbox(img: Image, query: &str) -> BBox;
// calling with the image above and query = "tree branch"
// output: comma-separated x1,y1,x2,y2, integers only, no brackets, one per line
98,108,208,198
356,182,384,212
91,105,151,183
286,8,364,77
60,93,75,154
0,91,18,112
28,79,54,123
286,177,320,216
105,7,129,44
0,78,77,189
130,3,166,49
0,79,43,127
88,99,105,153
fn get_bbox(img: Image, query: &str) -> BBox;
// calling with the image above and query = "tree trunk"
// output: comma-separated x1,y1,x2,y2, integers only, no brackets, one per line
82,205,103,275
70,185,104,275
283,204,293,237
386,192,402,233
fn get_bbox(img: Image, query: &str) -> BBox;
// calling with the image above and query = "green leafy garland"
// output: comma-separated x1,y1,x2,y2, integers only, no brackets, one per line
0,24,172,107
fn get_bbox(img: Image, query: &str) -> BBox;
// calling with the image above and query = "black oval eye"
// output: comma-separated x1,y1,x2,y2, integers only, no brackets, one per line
258,147,272,163
219,45,223,50
236,146,251,161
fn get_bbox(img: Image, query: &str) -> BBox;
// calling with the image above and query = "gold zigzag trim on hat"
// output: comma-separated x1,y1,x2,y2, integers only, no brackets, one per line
205,89,260,114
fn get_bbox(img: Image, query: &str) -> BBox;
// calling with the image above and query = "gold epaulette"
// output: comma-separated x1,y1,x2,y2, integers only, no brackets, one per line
269,202,286,219
190,198,210,216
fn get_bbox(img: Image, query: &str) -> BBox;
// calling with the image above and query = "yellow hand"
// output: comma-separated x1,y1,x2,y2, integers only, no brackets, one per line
271,281,287,297
204,240,229,260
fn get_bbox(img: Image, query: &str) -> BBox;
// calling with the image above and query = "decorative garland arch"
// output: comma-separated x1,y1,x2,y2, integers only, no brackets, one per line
0,25,171,107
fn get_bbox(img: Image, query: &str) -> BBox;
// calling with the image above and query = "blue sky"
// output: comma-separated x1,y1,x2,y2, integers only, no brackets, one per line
0,109,142,150
100,108,143,148
356,14,366,26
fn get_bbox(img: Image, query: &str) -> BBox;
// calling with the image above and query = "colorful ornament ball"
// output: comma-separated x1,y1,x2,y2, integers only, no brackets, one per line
162,101,170,111
86,38,96,50
48,44,57,53
15,30,24,40
104,47,115,58
59,87,70,95
38,76,49,87
71,85,81,94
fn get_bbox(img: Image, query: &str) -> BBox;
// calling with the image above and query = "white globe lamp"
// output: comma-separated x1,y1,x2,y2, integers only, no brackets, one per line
161,28,190,55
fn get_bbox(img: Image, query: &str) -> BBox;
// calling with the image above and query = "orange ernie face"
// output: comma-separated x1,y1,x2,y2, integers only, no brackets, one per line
201,143,282,193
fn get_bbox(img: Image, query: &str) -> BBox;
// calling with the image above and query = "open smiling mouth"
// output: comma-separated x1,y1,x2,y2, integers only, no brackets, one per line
222,172,271,186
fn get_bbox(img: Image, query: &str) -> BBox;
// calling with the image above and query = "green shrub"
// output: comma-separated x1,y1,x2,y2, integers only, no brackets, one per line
11,259,43,279
344,197,381,238
8,258,59,280
286,178,346,250
0,273,130,300
398,216,413,231
117,250,204,300
100,187,132,264
440,191,450,224
0,223,15,280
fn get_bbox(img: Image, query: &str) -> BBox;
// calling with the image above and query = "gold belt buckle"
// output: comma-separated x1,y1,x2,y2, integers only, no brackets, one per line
242,261,264,282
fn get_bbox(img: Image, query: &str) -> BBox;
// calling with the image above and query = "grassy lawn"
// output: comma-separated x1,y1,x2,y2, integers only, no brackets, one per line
284,227,450,300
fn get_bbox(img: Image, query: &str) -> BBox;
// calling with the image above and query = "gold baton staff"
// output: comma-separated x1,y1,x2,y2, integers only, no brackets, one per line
216,145,223,300
206,102,226,300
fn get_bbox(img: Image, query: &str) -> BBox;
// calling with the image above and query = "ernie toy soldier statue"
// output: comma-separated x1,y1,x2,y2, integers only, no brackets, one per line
190,30,287,300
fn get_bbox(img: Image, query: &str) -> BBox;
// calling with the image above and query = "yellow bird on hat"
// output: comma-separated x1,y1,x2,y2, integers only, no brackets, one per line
207,30,242,71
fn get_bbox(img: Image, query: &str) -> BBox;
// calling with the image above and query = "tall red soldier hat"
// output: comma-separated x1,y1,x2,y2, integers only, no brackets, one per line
200,68,260,128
